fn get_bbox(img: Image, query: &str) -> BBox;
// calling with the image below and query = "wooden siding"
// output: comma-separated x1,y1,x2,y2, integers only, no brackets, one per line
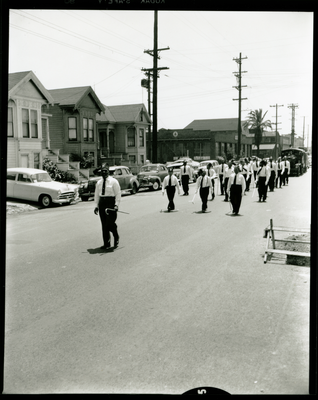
7,139,18,168
44,104,65,151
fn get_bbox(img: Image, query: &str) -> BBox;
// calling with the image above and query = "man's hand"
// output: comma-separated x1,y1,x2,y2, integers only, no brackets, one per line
114,205,118,212
94,207,99,215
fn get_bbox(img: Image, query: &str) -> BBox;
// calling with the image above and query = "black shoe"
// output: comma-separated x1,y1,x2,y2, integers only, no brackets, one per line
114,237,119,248
101,242,111,250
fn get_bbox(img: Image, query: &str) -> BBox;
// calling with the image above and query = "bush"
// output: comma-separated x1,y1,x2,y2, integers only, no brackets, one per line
42,158,78,184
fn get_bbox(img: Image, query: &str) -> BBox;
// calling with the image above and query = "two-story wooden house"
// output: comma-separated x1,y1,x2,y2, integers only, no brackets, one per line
8,71,55,169
96,103,151,168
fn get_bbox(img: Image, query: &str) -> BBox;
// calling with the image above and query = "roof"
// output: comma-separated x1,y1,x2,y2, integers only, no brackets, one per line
252,144,276,150
96,103,151,124
48,86,105,113
8,71,54,104
184,118,248,132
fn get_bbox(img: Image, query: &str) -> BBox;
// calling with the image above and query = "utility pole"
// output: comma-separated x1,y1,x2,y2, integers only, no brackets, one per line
270,104,284,159
287,103,298,147
142,11,169,162
141,71,152,160
233,53,247,158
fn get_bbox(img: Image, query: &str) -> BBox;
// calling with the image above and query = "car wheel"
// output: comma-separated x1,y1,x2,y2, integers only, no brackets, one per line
81,196,89,201
39,194,52,208
152,180,160,190
130,183,138,195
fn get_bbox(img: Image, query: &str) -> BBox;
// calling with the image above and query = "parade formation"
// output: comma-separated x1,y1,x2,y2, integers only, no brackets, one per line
94,156,293,249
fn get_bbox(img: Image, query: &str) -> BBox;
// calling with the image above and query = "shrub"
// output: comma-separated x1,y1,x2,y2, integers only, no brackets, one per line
42,158,78,183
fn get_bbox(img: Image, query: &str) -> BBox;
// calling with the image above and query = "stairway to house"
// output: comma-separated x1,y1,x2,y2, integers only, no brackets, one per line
43,149,90,181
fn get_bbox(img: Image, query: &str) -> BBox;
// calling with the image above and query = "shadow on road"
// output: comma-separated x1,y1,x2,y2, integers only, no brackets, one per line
86,247,114,255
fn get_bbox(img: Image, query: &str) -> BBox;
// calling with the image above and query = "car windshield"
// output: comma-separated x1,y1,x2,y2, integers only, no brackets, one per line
140,166,158,172
30,172,52,182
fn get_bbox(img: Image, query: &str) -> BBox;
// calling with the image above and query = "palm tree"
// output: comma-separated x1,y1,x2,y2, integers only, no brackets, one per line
243,109,272,158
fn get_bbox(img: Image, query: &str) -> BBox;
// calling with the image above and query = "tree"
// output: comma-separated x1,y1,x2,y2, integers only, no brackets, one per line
243,109,272,157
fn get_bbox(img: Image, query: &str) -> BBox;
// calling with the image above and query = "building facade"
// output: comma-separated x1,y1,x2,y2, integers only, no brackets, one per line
7,71,55,169
96,103,151,168
157,118,253,163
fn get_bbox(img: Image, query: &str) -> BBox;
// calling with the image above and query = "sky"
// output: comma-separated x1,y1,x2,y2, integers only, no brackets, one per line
8,9,314,147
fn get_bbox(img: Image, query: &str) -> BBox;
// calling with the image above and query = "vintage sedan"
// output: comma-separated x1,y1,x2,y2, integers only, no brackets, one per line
7,167,79,207
137,163,168,190
193,159,219,180
79,165,139,201
167,160,197,183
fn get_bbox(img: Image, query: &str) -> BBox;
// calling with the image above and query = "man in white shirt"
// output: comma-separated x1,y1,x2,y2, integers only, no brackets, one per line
195,168,213,212
206,162,217,200
276,157,284,188
227,165,246,215
223,159,234,202
282,156,290,186
267,157,277,192
218,160,227,195
94,166,121,249
162,168,181,211
180,161,192,196
255,159,270,202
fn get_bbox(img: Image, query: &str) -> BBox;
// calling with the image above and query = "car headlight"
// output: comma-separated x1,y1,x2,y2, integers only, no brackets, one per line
57,190,61,196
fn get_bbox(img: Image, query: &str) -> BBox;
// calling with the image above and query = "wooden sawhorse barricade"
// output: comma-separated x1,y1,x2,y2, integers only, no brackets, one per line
263,219,310,264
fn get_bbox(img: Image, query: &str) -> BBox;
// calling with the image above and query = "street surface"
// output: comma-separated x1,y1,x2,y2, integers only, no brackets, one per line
4,171,311,394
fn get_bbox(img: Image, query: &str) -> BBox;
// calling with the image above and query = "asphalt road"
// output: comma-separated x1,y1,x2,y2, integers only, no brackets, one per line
4,172,312,394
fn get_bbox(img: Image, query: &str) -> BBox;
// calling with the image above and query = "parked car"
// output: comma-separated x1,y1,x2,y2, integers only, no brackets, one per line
6,167,79,207
193,159,220,180
167,159,199,183
137,163,168,190
79,165,139,201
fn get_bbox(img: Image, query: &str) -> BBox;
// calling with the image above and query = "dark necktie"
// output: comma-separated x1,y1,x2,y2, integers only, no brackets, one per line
169,176,172,187
201,176,204,187
233,174,237,185
184,166,186,173
102,178,106,195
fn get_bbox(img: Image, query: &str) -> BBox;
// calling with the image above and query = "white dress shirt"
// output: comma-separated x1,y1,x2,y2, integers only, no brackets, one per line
195,175,213,193
256,166,270,185
94,176,121,207
162,174,181,193
180,165,193,179
227,172,246,195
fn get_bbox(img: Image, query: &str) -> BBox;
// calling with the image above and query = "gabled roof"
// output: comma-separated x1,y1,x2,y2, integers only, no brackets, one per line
48,86,105,113
8,70,54,104
96,103,151,124
107,103,150,123
184,118,247,132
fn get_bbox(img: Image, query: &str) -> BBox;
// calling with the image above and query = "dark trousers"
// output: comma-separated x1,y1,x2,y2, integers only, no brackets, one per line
166,186,176,210
224,177,229,200
257,176,268,201
199,186,209,211
230,184,242,213
282,170,289,185
181,175,190,194
219,174,224,194
269,171,276,191
276,170,282,188
98,197,118,246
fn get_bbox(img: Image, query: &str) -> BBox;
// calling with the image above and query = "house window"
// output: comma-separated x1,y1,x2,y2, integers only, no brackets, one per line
140,154,144,164
129,155,136,163
7,107,14,137
22,109,38,138
139,128,145,147
34,153,40,169
68,117,77,141
127,127,135,147
89,118,94,141
83,118,88,141
22,108,30,138
31,110,38,138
